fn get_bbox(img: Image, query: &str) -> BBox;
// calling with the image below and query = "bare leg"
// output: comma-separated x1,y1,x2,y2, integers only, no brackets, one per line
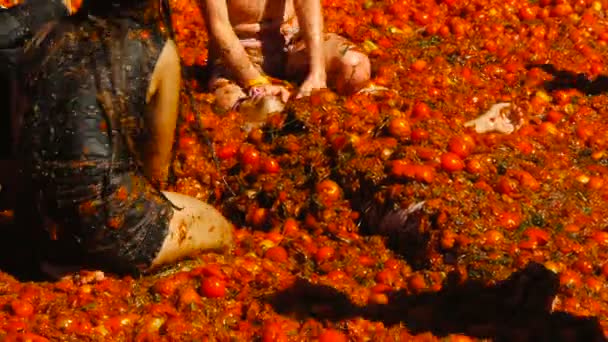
286,33,371,94
149,191,234,269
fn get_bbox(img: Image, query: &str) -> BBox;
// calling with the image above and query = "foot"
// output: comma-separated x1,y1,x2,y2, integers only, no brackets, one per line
40,260,81,280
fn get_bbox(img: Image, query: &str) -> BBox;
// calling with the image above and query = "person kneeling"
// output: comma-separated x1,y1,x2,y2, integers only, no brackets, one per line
16,0,233,277
199,0,372,124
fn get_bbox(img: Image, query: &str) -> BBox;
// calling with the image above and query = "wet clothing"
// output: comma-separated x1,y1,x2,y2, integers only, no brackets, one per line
18,11,174,274
0,0,68,49
0,0,69,158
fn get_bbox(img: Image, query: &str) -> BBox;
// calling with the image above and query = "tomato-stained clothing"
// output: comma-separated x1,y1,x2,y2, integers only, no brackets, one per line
0,0,68,49
0,0,68,158
18,9,174,274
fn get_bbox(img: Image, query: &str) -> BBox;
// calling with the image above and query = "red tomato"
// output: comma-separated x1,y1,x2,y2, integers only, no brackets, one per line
178,286,202,307
283,218,299,235
200,277,227,298
411,128,429,142
375,268,398,286
410,59,428,72
498,211,522,230
265,246,289,263
408,274,427,292
387,118,411,139
412,102,431,119
448,135,475,158
262,157,280,174
314,246,336,263
216,144,239,160
318,329,348,342
247,207,268,227
261,322,288,342
465,158,483,174
590,231,608,246
495,176,519,196
178,136,197,150
10,300,34,318
315,179,342,203
240,146,261,170
440,152,465,172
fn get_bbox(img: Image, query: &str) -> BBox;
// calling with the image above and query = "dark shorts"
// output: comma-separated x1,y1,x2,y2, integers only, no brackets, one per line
30,159,174,274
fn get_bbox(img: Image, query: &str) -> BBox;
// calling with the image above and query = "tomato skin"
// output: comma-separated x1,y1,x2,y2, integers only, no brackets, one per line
411,128,429,142
318,329,348,342
408,274,427,293
178,286,202,307
391,161,436,183
240,146,261,171
200,277,227,298
590,231,608,246
523,227,550,246
495,176,519,196
265,246,289,263
375,268,397,286
3,332,49,342
484,229,504,245
498,211,522,230
410,59,427,72
465,158,483,174
283,218,299,235
261,322,288,342
601,263,608,278
153,272,190,297
448,135,475,158
314,246,335,263
368,292,389,305
440,152,465,172
262,157,280,174
178,136,197,150
216,144,239,160
247,207,268,227
387,118,411,139
315,179,342,204
10,300,34,318
519,6,538,21
412,102,431,119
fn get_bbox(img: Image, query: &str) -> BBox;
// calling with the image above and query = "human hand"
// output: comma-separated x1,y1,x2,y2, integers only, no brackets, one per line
248,83,291,104
296,72,327,99
464,102,523,134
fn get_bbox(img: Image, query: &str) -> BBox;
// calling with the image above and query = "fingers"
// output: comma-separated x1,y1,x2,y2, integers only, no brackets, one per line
295,86,311,99
249,85,290,104
279,87,290,103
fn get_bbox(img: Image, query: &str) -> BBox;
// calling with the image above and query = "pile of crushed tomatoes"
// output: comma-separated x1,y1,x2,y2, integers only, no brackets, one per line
2,0,608,341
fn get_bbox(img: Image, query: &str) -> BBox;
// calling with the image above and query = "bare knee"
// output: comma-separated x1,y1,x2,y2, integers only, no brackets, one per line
336,50,371,94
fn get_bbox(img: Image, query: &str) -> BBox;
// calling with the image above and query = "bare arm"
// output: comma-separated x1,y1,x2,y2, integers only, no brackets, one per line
293,0,326,79
199,0,265,87
144,40,181,185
